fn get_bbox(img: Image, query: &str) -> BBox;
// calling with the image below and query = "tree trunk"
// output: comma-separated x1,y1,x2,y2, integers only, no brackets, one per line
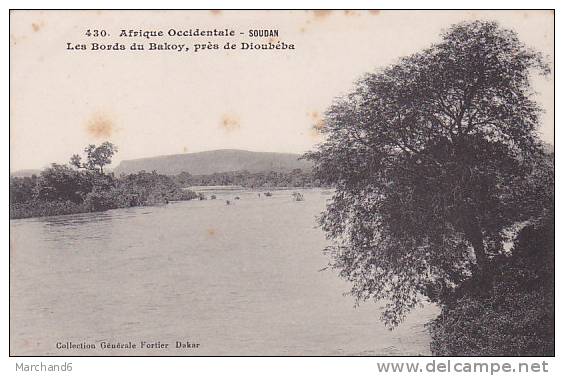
464,215,492,290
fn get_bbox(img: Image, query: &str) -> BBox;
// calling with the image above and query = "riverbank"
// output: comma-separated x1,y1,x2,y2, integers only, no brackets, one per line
10,168,198,220
9,196,195,220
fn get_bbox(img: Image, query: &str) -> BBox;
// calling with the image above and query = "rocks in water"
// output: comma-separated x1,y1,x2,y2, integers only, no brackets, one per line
292,192,304,201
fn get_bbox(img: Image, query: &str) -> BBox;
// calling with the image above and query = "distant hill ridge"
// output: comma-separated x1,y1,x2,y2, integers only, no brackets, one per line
11,143,554,178
113,149,312,176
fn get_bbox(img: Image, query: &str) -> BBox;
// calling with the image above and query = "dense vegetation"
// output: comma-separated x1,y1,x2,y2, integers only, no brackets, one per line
429,211,554,355
173,169,323,188
306,21,554,355
10,143,197,219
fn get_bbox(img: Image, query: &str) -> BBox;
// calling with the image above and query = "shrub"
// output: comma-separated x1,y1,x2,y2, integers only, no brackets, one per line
429,284,553,356
84,188,117,212
10,169,198,219
9,200,88,219
429,217,554,356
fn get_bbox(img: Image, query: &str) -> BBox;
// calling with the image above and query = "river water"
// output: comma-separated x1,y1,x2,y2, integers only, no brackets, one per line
10,189,437,355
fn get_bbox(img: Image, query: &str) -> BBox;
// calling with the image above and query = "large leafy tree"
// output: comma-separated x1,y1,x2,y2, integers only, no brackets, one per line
70,141,118,174
305,21,552,326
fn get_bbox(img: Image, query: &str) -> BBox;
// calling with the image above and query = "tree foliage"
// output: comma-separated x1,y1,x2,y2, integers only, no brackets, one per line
305,21,552,326
173,169,322,188
429,213,554,355
10,144,197,219
34,164,93,203
70,141,118,174
9,175,37,204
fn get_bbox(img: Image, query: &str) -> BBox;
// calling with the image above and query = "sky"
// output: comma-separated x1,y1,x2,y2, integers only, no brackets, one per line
9,10,554,171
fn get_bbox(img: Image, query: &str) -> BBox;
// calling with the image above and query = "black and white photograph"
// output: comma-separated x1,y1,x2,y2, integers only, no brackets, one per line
8,9,554,361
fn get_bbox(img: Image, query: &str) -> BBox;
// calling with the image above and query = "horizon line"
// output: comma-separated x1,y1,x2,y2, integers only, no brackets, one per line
9,148,311,173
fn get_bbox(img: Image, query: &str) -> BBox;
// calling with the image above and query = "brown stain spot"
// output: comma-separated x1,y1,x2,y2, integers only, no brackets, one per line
182,146,189,153
207,228,216,236
31,21,45,32
268,36,280,43
210,10,222,15
312,10,332,20
10,33,19,46
311,119,325,134
85,112,114,139
299,27,307,33
307,111,325,137
369,10,381,16
220,114,240,132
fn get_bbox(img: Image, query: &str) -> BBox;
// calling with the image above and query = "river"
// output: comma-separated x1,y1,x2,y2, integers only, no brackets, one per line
10,189,437,355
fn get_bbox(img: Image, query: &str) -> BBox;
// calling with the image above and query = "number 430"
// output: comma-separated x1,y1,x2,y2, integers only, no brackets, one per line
85,29,108,37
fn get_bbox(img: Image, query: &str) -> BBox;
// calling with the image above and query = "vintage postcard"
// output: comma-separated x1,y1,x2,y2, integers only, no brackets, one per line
9,10,554,357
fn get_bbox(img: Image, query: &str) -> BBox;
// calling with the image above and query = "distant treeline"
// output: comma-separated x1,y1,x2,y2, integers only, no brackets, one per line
172,169,324,188
10,143,197,219
10,143,327,219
